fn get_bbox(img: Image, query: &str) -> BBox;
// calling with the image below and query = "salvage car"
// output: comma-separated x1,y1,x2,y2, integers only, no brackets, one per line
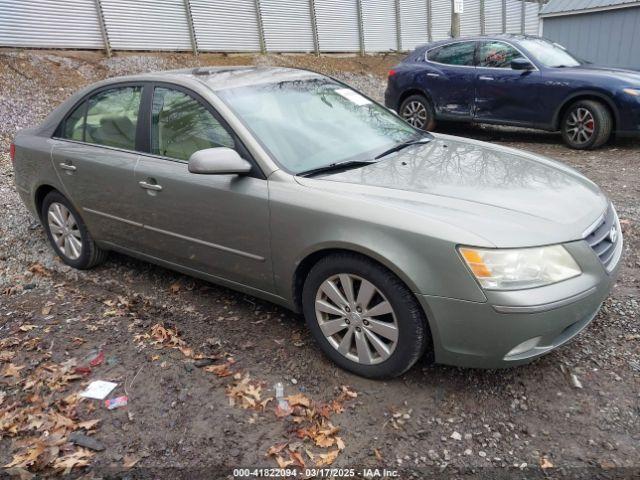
385,34,640,149
12,67,622,378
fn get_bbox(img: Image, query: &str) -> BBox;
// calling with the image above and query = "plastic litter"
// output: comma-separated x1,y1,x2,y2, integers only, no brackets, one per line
105,395,128,410
274,382,289,410
80,380,117,400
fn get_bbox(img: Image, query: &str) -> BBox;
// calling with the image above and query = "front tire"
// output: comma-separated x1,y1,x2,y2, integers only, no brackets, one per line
302,253,431,379
41,191,107,270
561,100,612,150
399,94,436,131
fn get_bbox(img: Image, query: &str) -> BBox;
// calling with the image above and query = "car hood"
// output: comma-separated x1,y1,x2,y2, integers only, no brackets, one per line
295,134,608,248
569,64,640,85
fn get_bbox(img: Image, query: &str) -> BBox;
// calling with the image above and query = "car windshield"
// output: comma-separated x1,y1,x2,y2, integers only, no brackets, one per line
519,38,582,68
217,77,423,173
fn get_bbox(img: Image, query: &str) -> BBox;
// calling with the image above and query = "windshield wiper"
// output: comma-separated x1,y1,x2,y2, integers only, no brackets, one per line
374,137,431,160
297,160,378,177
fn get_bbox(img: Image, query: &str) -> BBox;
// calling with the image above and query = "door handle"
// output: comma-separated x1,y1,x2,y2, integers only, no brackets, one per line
59,162,76,172
478,75,494,81
138,181,163,192
426,72,440,78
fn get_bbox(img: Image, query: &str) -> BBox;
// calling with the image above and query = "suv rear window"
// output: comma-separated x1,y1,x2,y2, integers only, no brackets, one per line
427,42,476,66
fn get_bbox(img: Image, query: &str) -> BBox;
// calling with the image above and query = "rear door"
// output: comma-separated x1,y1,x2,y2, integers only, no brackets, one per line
473,40,545,125
424,41,477,119
51,84,145,248
132,84,274,292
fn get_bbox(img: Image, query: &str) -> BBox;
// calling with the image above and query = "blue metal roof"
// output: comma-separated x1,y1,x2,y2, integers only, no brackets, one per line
541,0,640,16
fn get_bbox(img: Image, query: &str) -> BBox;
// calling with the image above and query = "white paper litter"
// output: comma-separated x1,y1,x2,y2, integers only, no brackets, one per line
80,380,118,400
335,88,372,106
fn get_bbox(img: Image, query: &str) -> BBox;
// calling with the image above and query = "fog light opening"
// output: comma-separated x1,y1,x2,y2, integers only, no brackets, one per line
506,336,543,357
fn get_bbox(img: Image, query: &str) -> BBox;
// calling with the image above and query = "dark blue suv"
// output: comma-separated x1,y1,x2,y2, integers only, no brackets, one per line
385,34,640,149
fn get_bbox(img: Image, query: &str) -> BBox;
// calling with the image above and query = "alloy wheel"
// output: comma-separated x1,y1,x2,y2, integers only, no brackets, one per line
314,274,398,365
47,202,82,260
566,107,595,145
401,100,428,129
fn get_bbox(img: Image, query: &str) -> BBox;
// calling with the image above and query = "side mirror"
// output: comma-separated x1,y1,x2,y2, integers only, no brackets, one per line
188,147,252,175
511,58,534,71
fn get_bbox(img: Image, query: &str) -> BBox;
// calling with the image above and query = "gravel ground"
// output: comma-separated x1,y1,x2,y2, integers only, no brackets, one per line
0,50,639,479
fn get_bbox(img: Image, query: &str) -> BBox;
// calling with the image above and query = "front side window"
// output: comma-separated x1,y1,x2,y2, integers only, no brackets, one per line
217,77,420,174
478,41,525,68
151,87,235,161
84,86,141,150
427,42,476,66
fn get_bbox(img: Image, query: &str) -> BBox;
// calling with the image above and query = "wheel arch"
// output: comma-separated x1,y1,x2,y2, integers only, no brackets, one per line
291,244,422,313
34,184,60,222
397,87,434,112
553,91,619,131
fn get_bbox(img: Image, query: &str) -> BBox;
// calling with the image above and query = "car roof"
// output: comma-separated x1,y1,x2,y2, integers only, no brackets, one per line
96,66,325,92
416,33,541,50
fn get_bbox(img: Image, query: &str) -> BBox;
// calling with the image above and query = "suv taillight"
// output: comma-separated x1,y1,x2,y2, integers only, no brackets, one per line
9,143,15,164
388,69,396,77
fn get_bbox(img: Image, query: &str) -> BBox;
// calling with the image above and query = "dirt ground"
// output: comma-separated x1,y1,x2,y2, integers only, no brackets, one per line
0,49,639,479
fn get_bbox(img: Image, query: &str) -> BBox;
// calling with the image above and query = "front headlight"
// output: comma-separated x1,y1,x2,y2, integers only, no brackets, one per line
459,245,581,290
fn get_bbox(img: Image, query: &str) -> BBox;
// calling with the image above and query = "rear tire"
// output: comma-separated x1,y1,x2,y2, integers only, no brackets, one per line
561,100,612,150
399,94,436,131
302,252,431,379
41,191,107,270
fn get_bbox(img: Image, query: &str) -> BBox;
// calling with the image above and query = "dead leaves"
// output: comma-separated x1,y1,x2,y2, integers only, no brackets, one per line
135,323,194,358
226,374,272,411
28,263,50,277
0,341,99,476
263,386,356,467
203,359,235,378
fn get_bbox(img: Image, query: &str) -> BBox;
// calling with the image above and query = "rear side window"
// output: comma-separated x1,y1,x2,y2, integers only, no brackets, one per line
478,41,525,68
427,42,476,66
85,87,141,150
151,87,235,161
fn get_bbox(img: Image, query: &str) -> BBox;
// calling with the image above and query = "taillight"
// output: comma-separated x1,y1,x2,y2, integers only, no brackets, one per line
10,143,15,164
388,69,396,77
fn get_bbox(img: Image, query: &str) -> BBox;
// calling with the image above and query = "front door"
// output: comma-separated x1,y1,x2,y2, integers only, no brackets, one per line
424,41,477,119
133,85,273,292
51,85,144,248
473,41,545,125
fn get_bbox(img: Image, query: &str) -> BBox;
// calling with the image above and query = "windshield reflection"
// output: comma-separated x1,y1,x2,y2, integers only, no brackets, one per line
217,77,422,173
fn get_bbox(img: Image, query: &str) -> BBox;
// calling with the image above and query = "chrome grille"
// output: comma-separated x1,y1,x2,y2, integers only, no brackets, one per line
583,205,621,271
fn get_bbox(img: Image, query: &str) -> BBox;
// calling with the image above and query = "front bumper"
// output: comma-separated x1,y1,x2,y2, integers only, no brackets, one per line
418,238,622,369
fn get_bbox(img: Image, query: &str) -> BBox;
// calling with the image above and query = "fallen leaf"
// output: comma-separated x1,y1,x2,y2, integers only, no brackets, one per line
336,437,345,451
2,363,25,379
287,393,311,408
540,457,554,469
275,456,294,468
53,449,93,475
315,449,339,467
0,350,15,362
123,454,140,469
28,263,49,276
77,419,101,430
266,443,288,457
19,325,37,332
289,450,306,468
374,448,383,461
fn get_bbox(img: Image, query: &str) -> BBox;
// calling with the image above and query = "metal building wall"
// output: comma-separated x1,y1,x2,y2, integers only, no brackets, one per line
362,0,398,51
524,1,540,33
260,0,315,52
0,0,542,54
542,6,640,68
0,0,104,49
430,0,452,40
484,0,505,33
399,0,429,50
100,0,193,51
505,0,522,32
460,0,482,35
190,0,262,52
315,0,361,52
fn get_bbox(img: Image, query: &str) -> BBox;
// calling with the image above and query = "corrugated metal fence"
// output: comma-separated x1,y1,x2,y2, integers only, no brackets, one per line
0,0,542,54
